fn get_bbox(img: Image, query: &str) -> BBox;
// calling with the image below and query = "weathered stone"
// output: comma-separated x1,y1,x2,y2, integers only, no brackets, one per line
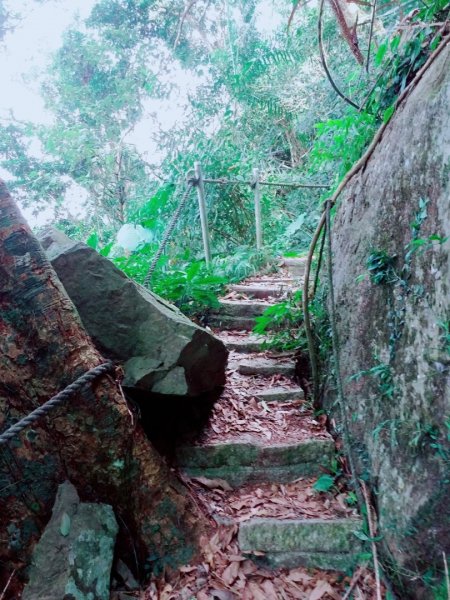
254,387,304,402
223,335,266,353
281,257,307,277
0,185,200,590
228,284,291,299
181,464,327,487
250,550,360,572
238,357,295,377
238,517,362,564
328,45,450,594
208,315,257,331
177,438,334,485
38,228,228,396
23,481,118,600
214,299,270,317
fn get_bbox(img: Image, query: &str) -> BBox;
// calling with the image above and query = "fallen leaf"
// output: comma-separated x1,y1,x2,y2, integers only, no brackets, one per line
287,569,314,583
309,580,341,600
244,582,268,600
179,565,197,574
221,560,239,586
211,589,239,600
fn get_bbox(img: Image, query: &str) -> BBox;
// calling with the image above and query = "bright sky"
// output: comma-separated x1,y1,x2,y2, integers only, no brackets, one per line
0,0,283,227
1,0,97,124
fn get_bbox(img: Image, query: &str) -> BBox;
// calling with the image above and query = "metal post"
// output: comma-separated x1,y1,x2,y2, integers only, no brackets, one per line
194,161,212,265
252,168,263,250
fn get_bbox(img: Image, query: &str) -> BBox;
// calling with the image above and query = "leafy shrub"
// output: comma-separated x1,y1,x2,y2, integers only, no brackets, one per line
253,290,305,351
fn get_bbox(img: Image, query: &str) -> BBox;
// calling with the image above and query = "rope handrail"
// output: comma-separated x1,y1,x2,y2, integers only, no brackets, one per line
143,179,196,288
0,362,115,446
202,177,330,189
143,168,329,278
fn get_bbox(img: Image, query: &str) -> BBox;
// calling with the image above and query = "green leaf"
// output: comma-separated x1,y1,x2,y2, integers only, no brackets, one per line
375,43,387,67
99,241,114,257
383,105,395,124
86,232,98,250
313,474,335,492
353,529,383,542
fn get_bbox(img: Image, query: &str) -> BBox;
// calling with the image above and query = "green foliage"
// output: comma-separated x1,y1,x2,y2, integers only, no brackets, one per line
438,321,450,356
114,249,225,316
366,250,398,285
313,474,335,493
309,112,377,182
211,248,273,283
367,0,450,116
350,359,395,400
253,290,304,351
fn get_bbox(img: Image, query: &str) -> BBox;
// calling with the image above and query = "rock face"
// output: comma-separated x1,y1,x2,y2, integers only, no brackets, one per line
0,181,200,596
23,481,118,600
38,228,228,396
328,46,450,596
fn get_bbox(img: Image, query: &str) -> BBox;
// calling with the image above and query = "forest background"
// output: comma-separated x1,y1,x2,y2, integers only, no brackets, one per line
0,0,447,316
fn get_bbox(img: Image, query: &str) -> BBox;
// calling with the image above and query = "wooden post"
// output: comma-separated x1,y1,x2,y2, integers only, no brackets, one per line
253,168,263,250
194,161,212,265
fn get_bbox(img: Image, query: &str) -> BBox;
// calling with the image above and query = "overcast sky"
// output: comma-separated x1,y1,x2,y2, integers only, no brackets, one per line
0,0,283,226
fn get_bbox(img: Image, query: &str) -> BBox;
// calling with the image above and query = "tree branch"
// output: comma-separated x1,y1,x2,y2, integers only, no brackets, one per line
318,0,362,110
366,0,378,72
174,0,198,48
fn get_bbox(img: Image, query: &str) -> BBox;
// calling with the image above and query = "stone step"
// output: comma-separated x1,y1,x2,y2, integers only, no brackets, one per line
238,357,295,377
208,315,256,331
228,283,292,300
238,517,362,571
216,299,271,318
254,387,304,402
281,257,307,277
223,335,266,353
176,438,334,487
250,277,294,285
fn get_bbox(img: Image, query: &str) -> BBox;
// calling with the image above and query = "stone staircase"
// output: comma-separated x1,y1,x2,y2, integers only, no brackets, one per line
175,257,362,572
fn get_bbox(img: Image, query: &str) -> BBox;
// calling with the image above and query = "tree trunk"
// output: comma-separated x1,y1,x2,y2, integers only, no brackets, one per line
0,180,200,595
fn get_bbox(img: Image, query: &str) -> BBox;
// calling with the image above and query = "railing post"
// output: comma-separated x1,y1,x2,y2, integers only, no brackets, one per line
194,161,212,265
252,168,263,250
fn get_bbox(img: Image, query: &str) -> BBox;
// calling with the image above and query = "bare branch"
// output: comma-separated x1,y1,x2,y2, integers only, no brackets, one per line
366,0,378,72
287,1,301,32
328,0,364,64
174,0,198,49
361,481,382,600
318,0,362,110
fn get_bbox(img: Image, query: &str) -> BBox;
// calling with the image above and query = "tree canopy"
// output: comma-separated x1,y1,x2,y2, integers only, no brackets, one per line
0,0,447,309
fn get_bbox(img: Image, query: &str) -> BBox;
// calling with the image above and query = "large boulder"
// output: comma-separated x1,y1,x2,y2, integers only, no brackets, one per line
328,46,450,597
38,228,228,396
23,481,118,600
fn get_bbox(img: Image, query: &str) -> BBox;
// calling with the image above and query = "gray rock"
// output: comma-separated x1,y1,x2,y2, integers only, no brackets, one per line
238,357,295,377
254,387,304,402
177,437,334,486
23,481,118,600
327,44,450,586
38,229,228,396
238,517,362,571
208,315,257,331
281,257,307,277
222,334,266,353
248,550,360,572
213,299,270,318
228,283,291,299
